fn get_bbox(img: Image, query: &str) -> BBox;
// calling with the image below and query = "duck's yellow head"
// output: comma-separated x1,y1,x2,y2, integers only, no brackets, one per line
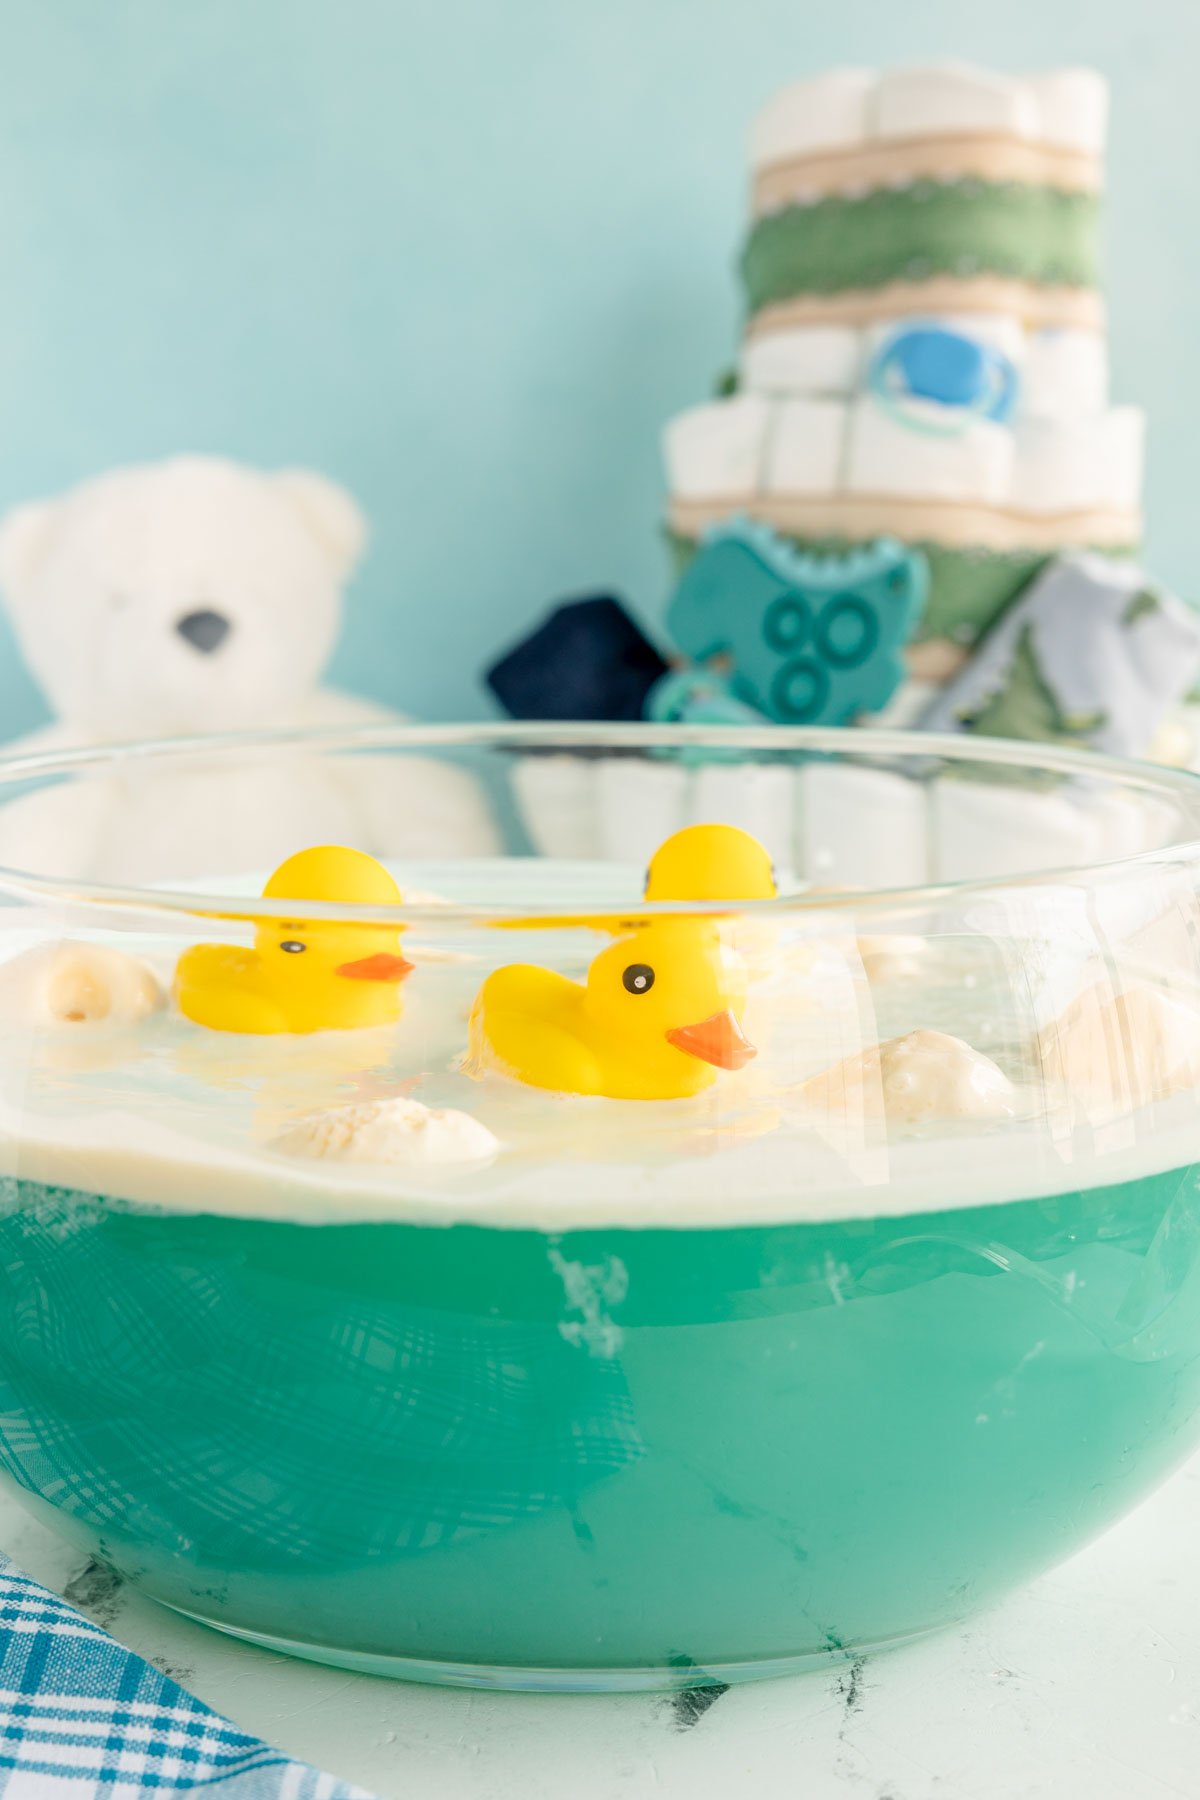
644,824,777,903
583,922,755,1073
255,846,412,988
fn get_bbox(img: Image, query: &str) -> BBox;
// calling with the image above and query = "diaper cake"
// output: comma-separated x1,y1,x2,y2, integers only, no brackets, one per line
485,61,1199,767
661,63,1198,741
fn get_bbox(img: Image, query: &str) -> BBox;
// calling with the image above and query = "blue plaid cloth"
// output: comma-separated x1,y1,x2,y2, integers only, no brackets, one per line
0,1555,378,1798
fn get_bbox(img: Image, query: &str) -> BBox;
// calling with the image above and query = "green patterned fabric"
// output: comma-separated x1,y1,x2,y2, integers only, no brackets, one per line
666,529,1137,652
741,180,1099,312
955,621,1102,743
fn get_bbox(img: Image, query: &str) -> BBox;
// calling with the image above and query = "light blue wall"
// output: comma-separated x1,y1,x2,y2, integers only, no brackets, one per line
0,0,1195,736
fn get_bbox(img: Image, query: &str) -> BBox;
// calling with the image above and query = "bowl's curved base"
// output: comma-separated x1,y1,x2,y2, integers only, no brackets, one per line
165,1602,950,1692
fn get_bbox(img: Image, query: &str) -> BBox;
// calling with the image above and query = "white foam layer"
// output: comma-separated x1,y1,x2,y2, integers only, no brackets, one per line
5,1077,1198,1232
750,63,1108,169
663,396,770,501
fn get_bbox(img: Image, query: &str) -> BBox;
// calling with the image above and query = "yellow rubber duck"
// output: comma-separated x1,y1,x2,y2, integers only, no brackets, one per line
175,846,413,1035
492,823,779,938
467,919,755,1100
643,824,777,903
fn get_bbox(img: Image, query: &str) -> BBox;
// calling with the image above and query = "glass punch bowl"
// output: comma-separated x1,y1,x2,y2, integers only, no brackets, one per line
0,723,1198,1691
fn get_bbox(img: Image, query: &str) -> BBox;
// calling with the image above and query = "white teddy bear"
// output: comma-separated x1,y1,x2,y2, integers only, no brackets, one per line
0,456,496,881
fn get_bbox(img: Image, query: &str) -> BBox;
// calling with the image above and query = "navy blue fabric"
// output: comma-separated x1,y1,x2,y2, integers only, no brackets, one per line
487,595,668,721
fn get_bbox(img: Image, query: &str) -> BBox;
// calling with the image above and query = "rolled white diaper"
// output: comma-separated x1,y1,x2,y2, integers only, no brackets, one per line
750,67,875,168
740,327,862,397
512,756,599,860
932,780,1103,881
799,763,928,888
928,777,1108,882
1010,408,1144,513
749,65,1107,166
596,759,691,868
663,396,771,501
872,63,1038,143
845,396,1014,503
1087,789,1178,859
1093,407,1145,510
1023,329,1109,418
1025,68,1109,155
763,398,849,494
688,763,796,873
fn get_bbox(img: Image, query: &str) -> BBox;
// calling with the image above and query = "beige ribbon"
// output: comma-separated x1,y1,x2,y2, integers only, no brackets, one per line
752,132,1102,215
667,492,1140,554
744,277,1105,338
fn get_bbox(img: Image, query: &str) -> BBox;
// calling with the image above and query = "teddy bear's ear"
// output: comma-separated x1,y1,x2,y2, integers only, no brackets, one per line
0,500,56,608
274,470,367,580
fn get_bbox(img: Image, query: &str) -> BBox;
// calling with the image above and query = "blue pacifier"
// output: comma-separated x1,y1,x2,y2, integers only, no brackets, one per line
868,324,1019,435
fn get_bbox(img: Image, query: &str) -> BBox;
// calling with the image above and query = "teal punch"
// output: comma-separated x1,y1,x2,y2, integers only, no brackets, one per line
666,521,927,726
1,1166,1199,1682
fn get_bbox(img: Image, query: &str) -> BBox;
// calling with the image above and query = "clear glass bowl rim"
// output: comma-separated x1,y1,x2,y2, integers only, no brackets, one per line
0,719,1198,927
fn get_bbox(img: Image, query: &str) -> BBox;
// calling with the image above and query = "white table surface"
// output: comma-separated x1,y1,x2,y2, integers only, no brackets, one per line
2,1456,1198,1800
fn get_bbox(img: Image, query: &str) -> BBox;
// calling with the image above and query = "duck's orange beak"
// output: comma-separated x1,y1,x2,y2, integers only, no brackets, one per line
665,1010,755,1070
335,953,414,982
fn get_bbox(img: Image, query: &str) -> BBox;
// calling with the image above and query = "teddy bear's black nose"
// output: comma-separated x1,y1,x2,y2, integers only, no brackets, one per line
176,609,232,654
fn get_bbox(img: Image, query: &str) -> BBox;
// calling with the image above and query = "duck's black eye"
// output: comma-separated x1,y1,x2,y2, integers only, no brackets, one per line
622,963,655,995
279,940,307,954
